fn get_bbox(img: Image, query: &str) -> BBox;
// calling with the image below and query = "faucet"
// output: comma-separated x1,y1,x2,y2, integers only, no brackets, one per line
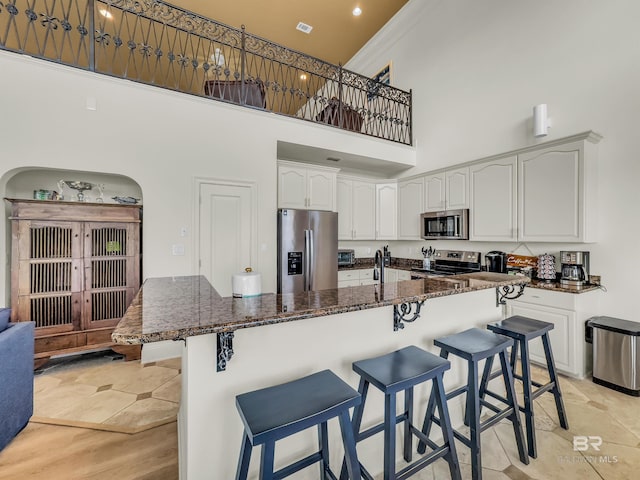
374,249,385,284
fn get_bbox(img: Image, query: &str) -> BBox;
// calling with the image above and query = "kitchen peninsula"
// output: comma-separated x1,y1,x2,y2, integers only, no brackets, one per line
113,273,529,479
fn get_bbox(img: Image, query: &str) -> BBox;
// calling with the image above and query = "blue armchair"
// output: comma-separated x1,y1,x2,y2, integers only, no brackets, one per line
0,308,34,452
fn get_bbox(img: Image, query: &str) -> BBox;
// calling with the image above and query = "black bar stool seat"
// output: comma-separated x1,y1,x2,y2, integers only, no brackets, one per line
341,345,461,480
482,315,569,458
235,369,361,480
419,328,529,480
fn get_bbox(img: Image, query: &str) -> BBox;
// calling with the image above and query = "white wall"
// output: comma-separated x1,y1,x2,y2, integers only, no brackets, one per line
346,0,640,319
0,50,414,308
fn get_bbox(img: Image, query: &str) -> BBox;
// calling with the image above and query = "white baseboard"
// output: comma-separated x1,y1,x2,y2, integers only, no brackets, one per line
141,340,183,363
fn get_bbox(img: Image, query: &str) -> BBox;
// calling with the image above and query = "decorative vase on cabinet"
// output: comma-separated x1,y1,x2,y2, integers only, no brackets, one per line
6,199,141,368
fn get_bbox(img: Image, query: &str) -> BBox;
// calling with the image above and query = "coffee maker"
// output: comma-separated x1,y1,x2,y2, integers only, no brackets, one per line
560,251,590,287
485,251,507,273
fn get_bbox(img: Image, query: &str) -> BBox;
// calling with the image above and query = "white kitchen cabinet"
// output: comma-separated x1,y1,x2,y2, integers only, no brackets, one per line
278,161,338,211
336,176,376,240
397,177,424,240
423,168,469,212
424,173,446,212
445,167,469,210
338,268,411,287
375,183,397,240
517,136,599,242
469,156,517,241
505,287,600,379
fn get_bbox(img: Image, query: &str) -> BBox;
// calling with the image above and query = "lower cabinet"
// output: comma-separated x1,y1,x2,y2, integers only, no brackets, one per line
505,287,599,379
338,268,411,287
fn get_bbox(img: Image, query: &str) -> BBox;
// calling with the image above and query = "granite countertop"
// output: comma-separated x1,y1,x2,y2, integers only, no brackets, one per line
112,273,529,345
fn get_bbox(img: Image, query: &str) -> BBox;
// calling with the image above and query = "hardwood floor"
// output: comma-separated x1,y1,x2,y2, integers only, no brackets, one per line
0,421,178,480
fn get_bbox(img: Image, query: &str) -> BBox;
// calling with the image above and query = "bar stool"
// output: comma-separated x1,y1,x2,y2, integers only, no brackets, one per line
235,369,361,480
418,328,528,480
340,345,461,480
480,315,569,458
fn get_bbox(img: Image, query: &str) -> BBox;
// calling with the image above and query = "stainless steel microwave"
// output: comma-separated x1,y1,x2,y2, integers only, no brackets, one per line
421,209,469,240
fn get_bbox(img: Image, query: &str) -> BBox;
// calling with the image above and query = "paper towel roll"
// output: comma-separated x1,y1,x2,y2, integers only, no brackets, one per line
232,268,262,297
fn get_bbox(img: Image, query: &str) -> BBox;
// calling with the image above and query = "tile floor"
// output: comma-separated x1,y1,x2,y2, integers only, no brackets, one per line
404,364,640,480
32,352,180,434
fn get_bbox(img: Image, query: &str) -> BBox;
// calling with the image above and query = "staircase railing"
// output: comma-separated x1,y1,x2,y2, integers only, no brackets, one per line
0,0,412,144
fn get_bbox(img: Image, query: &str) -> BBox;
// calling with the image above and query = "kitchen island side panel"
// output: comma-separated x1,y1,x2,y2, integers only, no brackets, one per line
181,288,500,479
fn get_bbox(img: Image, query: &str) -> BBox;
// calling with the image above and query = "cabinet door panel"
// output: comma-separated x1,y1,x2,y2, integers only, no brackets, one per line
307,170,335,211
469,157,517,241
376,184,397,240
337,178,353,240
506,301,575,375
398,179,424,240
446,167,469,209
278,166,307,209
424,174,446,211
352,181,376,239
518,145,581,241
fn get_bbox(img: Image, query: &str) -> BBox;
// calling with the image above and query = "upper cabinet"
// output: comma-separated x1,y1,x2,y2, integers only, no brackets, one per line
278,161,338,211
469,157,517,241
445,167,469,210
397,177,424,240
424,168,469,212
424,173,446,212
518,138,598,242
337,176,376,240
376,183,398,240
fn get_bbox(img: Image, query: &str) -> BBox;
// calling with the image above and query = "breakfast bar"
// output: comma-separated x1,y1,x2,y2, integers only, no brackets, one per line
113,273,529,479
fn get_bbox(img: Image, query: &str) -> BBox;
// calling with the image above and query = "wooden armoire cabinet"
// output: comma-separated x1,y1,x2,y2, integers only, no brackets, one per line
6,199,142,367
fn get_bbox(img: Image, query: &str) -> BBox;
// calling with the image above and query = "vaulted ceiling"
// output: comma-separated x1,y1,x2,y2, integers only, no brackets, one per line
172,0,409,66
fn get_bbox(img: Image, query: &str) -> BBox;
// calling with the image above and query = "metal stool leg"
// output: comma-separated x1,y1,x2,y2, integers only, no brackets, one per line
235,432,252,480
338,410,361,480
542,333,569,429
259,441,275,480
339,377,368,480
417,350,449,454
433,374,462,480
499,350,529,465
404,387,414,463
467,360,482,480
318,422,329,479
383,392,396,480
519,339,537,458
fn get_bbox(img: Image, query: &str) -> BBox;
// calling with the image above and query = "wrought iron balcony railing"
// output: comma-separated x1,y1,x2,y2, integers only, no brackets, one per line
0,0,412,144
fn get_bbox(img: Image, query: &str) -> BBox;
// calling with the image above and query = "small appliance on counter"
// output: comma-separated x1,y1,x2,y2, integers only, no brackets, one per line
338,249,355,266
485,251,507,273
560,250,590,287
536,253,556,282
232,268,262,298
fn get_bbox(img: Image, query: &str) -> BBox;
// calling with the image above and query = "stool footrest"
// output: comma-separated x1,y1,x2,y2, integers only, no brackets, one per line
274,451,327,480
531,381,555,400
357,412,408,442
483,389,509,405
480,407,515,431
479,398,502,414
396,445,451,480
445,384,468,400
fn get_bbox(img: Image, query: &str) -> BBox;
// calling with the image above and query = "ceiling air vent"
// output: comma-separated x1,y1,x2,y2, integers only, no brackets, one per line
296,22,313,34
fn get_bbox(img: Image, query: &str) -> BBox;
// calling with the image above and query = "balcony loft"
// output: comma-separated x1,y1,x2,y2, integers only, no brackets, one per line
0,0,412,145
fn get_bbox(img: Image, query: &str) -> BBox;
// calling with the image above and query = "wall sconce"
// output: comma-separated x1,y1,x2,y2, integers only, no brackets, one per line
211,48,225,67
533,103,549,137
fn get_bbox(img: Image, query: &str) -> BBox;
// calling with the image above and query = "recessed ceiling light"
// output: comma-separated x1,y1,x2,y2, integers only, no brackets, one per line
296,22,313,34
99,9,113,19
352,7,362,16
300,74,307,81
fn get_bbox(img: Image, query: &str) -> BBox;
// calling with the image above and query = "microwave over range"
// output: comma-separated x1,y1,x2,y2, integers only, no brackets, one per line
421,209,469,240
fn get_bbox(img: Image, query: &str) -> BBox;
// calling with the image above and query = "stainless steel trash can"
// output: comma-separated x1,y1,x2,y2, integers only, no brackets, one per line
587,316,640,396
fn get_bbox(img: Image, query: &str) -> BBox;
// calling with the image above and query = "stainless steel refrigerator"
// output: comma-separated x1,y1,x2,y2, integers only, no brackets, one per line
277,209,338,294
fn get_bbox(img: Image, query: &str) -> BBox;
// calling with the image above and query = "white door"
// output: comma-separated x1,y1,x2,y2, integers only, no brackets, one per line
199,182,255,297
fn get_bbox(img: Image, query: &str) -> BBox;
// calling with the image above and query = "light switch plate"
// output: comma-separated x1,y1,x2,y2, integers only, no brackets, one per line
172,244,185,256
